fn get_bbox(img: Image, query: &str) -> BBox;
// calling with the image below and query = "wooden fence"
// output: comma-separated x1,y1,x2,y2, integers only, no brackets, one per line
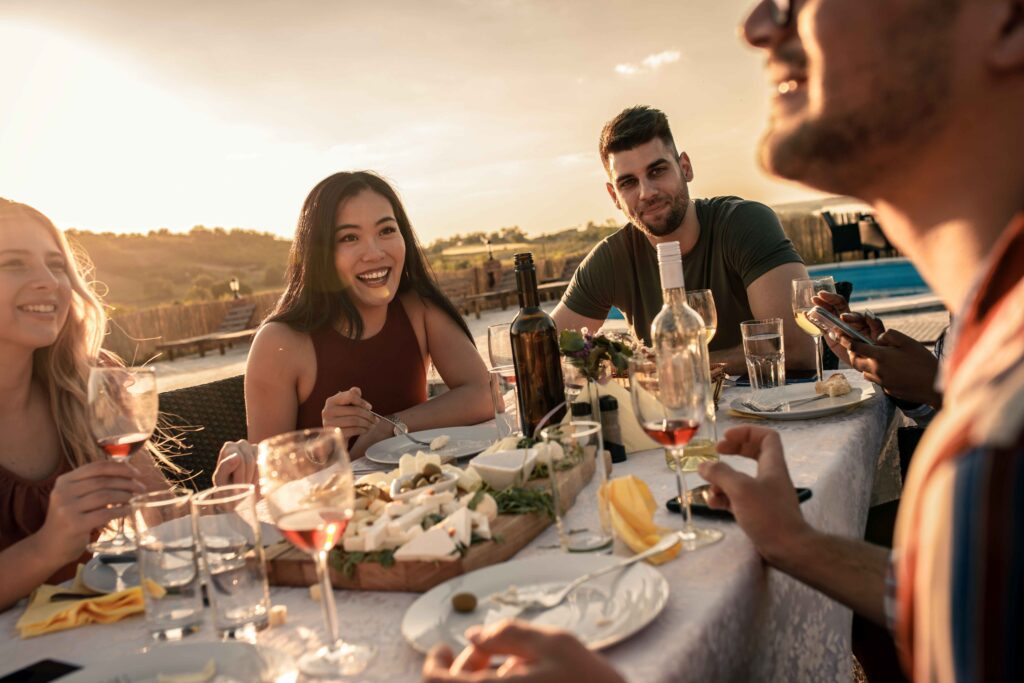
105,291,282,364
103,211,850,362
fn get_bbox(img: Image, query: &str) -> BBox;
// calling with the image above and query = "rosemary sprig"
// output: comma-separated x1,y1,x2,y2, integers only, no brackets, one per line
329,548,397,578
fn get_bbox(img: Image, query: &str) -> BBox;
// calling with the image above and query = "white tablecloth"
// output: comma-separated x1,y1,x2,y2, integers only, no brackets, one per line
0,371,894,682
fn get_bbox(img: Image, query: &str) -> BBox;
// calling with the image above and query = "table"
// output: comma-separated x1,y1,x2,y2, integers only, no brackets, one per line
0,371,894,682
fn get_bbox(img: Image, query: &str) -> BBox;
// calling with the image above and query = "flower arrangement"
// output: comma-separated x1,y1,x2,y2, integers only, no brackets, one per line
558,329,634,382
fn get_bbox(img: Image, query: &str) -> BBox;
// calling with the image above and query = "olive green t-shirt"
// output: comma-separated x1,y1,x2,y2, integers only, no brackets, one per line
561,196,802,350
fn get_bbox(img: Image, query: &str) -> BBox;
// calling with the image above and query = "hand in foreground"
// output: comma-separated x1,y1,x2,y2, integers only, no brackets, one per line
321,387,376,437
38,460,146,564
698,426,812,568
812,291,885,366
422,620,626,683
840,329,941,407
213,439,259,489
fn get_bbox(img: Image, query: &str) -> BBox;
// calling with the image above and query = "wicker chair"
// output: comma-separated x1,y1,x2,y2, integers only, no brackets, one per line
159,375,247,492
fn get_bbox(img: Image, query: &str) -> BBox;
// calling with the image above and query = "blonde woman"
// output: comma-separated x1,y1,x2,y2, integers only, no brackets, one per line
0,200,253,611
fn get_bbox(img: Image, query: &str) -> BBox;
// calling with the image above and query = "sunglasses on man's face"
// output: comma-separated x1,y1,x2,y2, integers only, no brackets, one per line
769,0,793,27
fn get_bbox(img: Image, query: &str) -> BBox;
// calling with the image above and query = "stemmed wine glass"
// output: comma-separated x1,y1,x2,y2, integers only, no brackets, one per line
487,323,514,368
257,428,374,678
627,354,723,550
686,289,718,345
87,366,158,554
791,276,837,381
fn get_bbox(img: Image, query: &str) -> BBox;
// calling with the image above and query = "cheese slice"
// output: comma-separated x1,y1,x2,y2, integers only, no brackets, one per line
157,660,216,683
394,526,459,562
433,507,472,547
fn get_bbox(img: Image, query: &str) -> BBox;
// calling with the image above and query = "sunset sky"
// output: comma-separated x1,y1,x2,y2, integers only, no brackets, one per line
0,0,826,244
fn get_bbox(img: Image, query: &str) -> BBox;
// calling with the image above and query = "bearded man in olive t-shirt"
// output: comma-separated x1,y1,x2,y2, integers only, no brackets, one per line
552,106,815,374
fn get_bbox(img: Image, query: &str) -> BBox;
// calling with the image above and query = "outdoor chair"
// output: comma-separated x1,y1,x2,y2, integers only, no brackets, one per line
820,211,867,261
159,374,246,492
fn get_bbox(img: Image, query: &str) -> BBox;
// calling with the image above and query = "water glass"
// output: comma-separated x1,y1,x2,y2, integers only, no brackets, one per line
488,365,520,438
741,318,786,399
192,484,270,641
539,420,612,552
131,490,203,641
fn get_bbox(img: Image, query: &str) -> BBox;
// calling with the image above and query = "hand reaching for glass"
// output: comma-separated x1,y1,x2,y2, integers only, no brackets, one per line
422,620,626,683
696,426,813,568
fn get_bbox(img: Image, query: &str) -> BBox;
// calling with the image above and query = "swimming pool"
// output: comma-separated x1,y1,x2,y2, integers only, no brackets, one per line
807,257,930,302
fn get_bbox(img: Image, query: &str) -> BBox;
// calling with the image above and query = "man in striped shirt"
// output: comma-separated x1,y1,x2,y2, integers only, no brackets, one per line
424,1,1023,680
699,1,1024,681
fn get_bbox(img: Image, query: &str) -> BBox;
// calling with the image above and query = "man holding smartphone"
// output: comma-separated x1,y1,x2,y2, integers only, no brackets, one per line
425,0,1024,681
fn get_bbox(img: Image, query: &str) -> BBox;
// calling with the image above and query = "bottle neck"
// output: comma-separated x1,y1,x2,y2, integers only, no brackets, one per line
664,286,688,309
516,266,539,308
658,256,686,301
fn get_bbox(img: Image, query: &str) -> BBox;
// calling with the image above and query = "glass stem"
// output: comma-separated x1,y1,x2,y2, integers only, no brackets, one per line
314,550,342,652
671,448,695,539
814,336,824,382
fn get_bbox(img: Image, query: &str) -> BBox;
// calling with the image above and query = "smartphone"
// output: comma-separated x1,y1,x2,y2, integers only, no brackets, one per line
666,485,812,519
807,306,875,346
0,659,81,682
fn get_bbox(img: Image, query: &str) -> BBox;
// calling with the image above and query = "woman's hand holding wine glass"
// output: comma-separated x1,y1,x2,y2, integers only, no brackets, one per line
86,366,158,554
38,459,145,565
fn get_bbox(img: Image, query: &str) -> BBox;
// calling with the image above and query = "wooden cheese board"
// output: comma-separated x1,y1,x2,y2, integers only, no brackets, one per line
266,453,597,592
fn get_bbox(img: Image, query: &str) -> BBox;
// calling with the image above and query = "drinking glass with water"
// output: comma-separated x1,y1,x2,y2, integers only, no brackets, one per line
192,484,270,641
130,490,204,641
741,319,786,400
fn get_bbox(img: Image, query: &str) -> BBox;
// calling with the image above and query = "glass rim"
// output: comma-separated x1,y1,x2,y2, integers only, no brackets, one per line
192,483,255,507
791,275,834,284
89,364,156,374
258,427,344,452
539,420,601,440
740,317,784,328
130,488,192,509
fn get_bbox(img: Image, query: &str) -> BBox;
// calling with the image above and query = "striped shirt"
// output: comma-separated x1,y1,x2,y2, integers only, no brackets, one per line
893,213,1024,681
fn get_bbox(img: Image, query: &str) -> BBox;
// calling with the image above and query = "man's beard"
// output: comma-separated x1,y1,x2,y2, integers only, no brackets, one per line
760,12,954,195
630,192,688,237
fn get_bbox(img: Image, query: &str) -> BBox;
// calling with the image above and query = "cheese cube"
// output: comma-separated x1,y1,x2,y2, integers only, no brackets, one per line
268,604,287,627
433,507,472,547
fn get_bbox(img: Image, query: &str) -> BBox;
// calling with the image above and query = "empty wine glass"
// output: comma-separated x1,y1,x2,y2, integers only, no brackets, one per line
87,366,158,554
487,323,514,368
686,289,718,345
627,354,723,550
258,428,374,677
792,276,836,381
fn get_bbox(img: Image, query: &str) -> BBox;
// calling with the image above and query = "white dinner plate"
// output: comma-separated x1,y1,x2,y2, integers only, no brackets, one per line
56,641,296,682
365,425,497,465
729,379,876,420
81,555,141,593
401,554,670,654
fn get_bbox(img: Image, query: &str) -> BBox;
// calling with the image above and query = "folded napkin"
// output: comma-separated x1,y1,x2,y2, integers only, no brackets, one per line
16,564,165,638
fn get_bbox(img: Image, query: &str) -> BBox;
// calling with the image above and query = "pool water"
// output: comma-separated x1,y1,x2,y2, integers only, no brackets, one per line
807,257,929,302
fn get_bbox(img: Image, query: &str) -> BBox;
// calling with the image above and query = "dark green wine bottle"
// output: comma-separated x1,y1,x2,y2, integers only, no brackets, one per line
510,252,566,438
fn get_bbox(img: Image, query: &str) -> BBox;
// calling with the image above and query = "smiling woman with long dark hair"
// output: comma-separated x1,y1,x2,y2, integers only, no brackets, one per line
245,171,492,457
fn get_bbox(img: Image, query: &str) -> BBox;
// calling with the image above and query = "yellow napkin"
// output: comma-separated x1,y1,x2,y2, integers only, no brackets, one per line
16,564,165,638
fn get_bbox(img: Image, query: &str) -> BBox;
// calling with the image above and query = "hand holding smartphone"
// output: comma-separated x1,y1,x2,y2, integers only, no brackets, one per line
806,306,876,346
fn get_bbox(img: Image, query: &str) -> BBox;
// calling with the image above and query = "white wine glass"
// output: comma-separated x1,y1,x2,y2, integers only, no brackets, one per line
258,428,374,677
627,354,723,550
87,366,158,554
686,289,718,344
791,276,836,381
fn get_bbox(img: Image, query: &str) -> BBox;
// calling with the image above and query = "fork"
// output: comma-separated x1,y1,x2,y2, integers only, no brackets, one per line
490,532,683,611
370,411,432,447
741,393,829,413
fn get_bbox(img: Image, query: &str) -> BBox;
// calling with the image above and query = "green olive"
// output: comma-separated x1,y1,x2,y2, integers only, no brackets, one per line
422,463,442,478
451,592,477,613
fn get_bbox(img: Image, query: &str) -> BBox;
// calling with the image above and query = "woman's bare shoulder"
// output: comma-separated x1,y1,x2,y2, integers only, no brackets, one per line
249,323,314,373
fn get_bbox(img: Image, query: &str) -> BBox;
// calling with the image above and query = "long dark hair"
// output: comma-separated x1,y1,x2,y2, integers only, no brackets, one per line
267,171,472,341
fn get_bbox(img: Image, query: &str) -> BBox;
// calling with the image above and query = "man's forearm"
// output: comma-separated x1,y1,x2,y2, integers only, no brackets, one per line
770,527,890,626
710,345,749,375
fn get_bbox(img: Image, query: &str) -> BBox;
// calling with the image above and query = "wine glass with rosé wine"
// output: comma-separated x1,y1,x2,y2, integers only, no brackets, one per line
87,366,158,554
627,354,723,550
257,428,374,678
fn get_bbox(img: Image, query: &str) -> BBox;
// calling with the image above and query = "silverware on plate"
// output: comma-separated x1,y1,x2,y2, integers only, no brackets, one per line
370,411,432,447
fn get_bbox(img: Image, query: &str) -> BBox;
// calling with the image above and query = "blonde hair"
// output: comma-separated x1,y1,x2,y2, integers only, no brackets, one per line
0,199,177,474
